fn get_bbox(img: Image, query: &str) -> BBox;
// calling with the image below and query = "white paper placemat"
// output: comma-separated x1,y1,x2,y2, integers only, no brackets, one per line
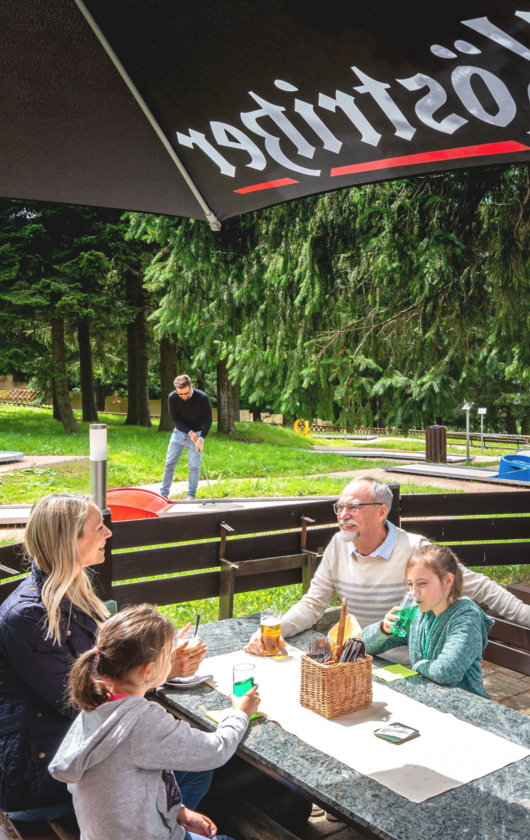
201,644,530,803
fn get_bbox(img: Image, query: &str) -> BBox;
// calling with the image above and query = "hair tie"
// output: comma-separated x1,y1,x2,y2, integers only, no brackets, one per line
93,647,99,657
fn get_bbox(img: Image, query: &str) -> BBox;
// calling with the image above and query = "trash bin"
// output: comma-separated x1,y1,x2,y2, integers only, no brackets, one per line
425,425,447,464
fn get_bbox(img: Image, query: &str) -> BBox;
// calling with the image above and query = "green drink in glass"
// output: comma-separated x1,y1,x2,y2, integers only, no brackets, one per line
390,593,419,638
233,664,258,720
233,665,254,696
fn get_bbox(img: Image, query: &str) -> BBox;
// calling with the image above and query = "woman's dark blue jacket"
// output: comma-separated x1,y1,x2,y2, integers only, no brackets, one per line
0,563,97,812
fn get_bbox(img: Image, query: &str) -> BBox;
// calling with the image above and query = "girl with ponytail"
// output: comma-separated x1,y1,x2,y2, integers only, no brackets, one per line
50,605,260,840
362,544,494,697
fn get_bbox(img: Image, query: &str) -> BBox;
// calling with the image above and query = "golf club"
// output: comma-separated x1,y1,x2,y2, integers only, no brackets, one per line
198,448,216,505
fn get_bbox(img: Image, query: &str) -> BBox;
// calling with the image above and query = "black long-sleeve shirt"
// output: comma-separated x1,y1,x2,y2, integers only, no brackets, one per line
168,388,212,438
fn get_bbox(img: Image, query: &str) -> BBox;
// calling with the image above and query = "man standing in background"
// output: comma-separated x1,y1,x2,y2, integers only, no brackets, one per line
160,374,213,500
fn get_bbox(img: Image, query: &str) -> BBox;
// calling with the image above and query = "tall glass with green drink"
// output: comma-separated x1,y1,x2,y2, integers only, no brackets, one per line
390,592,419,638
233,664,255,696
233,664,258,720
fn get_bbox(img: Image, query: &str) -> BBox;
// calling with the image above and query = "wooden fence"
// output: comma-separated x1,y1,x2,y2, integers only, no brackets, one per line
0,388,39,405
2,485,530,609
2,485,530,671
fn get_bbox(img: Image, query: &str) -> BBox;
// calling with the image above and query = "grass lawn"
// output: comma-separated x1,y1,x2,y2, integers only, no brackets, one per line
0,404,398,503
1,404,529,629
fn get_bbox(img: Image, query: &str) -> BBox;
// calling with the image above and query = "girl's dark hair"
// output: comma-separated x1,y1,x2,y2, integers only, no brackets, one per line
70,604,175,711
405,544,463,602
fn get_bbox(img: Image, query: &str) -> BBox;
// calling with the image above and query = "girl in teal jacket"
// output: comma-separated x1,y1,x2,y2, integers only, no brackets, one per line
362,544,494,698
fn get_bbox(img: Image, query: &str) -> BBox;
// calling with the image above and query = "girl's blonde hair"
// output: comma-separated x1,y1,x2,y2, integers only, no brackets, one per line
405,544,463,602
24,493,108,645
70,605,175,711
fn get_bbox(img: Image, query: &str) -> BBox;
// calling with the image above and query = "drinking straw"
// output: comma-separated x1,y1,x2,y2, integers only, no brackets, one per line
194,613,201,637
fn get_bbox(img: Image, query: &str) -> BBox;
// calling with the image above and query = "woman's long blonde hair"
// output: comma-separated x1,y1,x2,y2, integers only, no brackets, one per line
24,494,109,645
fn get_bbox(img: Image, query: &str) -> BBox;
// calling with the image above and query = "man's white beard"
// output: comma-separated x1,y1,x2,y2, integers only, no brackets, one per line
339,527,360,542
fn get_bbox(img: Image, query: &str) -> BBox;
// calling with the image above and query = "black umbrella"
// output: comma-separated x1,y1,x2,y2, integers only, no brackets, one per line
2,0,530,228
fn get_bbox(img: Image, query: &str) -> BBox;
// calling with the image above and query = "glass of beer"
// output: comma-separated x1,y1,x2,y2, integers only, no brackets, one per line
261,609,282,656
390,592,419,638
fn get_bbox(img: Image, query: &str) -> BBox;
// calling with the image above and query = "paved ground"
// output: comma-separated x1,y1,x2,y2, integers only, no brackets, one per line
0,454,88,474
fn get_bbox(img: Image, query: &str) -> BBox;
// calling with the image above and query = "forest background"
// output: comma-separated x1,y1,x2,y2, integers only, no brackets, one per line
2,162,530,437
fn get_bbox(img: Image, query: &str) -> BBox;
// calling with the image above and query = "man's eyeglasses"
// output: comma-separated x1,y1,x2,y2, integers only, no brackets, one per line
177,390,191,398
332,502,382,515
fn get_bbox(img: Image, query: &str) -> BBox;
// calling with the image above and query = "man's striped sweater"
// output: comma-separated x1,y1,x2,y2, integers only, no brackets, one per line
281,524,530,638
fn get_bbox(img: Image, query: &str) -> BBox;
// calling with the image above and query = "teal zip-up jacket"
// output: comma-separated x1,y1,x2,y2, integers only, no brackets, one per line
362,598,494,698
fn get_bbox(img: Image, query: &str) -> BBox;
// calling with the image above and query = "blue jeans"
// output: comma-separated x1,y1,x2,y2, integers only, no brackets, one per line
174,769,214,810
161,429,202,498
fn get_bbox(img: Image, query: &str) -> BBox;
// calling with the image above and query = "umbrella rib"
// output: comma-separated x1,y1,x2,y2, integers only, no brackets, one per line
73,0,221,230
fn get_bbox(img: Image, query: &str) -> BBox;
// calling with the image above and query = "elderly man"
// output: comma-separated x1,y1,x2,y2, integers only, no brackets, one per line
245,475,530,655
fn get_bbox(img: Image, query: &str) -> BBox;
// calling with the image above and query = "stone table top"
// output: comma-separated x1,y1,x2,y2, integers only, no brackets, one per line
156,616,530,840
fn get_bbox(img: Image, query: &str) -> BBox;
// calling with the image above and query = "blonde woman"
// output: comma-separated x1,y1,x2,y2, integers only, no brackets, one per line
0,494,111,824
0,493,208,826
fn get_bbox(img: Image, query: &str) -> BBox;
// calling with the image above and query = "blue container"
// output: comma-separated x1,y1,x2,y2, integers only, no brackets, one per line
496,452,530,481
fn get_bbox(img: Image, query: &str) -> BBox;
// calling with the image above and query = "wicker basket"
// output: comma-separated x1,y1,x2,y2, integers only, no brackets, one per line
300,653,373,719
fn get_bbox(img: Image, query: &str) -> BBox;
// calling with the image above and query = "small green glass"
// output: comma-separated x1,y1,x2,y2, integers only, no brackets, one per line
233,663,255,696
233,664,258,719
390,593,419,638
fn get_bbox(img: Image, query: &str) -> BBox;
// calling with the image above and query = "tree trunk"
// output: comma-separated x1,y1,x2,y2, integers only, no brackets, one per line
52,379,61,421
196,371,206,392
135,307,152,427
230,380,240,426
251,406,262,422
124,269,151,427
506,405,518,435
95,382,106,412
159,336,177,432
77,317,99,422
51,317,81,435
522,415,530,436
124,320,139,424
217,359,238,434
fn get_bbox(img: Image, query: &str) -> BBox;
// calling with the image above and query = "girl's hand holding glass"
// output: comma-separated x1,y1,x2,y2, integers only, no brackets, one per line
230,684,260,718
381,606,400,635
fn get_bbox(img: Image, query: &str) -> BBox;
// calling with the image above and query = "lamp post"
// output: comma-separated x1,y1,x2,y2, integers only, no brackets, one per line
478,408,487,453
461,403,472,464
89,423,114,606
89,424,109,514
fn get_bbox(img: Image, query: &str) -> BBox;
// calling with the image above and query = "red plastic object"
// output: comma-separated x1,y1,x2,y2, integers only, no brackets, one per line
107,488,174,521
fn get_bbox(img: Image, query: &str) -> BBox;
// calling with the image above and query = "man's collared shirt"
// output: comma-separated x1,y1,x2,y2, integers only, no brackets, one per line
350,520,397,560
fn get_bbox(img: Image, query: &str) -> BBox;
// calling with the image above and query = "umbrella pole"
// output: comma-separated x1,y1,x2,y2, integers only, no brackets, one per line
72,0,221,231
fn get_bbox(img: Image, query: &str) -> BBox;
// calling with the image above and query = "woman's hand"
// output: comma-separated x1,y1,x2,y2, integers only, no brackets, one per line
169,623,208,678
382,606,400,635
243,629,286,656
230,684,260,718
178,806,217,838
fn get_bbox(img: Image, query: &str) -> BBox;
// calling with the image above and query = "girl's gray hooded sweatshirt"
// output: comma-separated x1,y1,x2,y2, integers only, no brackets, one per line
49,696,248,840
